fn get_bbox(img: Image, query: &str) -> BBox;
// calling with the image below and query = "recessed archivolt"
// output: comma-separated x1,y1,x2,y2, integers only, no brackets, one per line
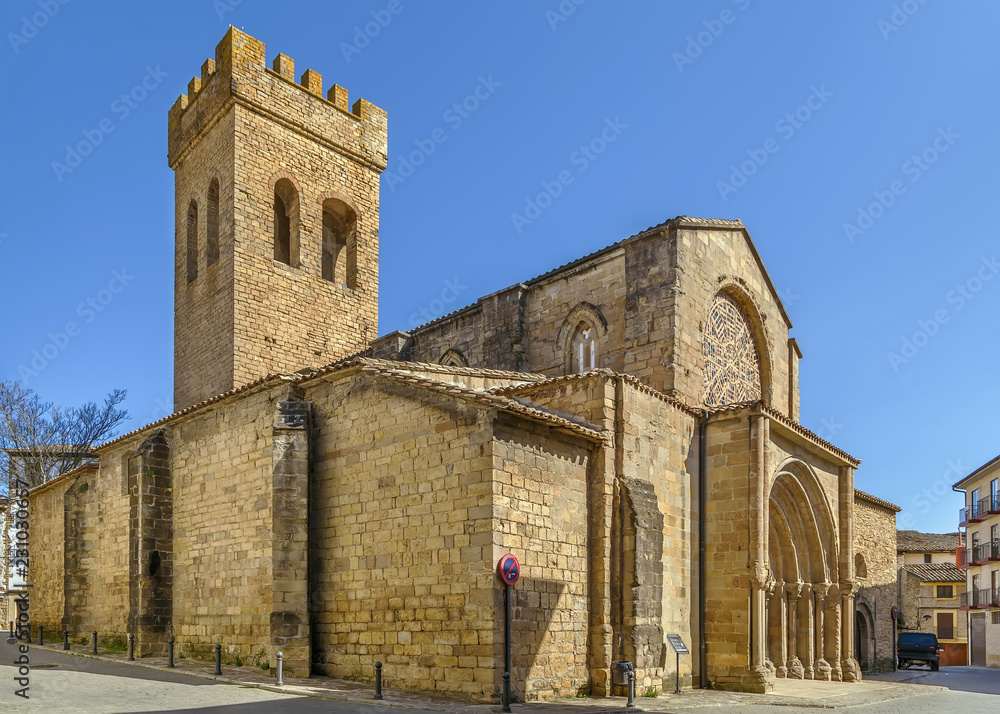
767,461,838,584
768,504,799,584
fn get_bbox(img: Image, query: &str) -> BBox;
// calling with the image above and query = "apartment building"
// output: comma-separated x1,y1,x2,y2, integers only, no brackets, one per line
955,454,1000,667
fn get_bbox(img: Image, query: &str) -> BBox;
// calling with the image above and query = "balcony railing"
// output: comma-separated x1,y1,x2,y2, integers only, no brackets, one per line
985,494,1000,516
957,547,969,569
961,495,1000,526
972,541,1000,564
976,588,1000,608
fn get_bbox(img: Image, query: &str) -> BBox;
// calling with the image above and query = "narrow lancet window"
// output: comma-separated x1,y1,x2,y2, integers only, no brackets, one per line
206,179,220,266
186,200,198,283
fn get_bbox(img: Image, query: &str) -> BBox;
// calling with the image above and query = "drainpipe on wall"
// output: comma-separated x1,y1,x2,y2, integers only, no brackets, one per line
698,414,708,688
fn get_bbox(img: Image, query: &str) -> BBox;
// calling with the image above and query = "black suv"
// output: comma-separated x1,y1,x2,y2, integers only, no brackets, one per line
897,632,942,671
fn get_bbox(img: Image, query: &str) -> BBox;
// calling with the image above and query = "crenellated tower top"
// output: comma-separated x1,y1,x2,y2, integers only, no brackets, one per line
167,27,387,172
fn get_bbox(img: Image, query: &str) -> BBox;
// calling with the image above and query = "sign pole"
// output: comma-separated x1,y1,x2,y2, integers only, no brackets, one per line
675,649,680,694
503,582,511,712
497,554,518,713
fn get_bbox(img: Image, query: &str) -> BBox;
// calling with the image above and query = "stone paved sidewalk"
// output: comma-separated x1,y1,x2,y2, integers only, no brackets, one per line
30,643,944,712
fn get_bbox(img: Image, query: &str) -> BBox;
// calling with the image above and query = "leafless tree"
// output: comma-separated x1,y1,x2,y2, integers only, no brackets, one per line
1,381,129,496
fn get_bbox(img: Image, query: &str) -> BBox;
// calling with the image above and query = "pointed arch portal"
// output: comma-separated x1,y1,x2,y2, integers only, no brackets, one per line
764,462,849,681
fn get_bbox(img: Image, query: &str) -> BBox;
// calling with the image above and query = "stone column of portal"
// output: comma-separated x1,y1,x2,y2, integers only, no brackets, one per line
800,584,814,679
814,583,831,681
773,581,788,678
841,583,860,682
825,584,842,681
786,582,804,679
749,415,769,676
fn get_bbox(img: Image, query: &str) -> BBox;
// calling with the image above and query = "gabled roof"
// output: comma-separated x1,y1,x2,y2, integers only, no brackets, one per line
901,563,965,584
404,215,793,336
896,530,961,554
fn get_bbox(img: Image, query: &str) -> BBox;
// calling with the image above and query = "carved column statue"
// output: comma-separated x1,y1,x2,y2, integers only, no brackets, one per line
799,583,814,679
814,582,832,681
825,584,842,681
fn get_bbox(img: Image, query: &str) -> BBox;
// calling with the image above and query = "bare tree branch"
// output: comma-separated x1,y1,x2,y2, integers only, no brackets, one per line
1,381,129,496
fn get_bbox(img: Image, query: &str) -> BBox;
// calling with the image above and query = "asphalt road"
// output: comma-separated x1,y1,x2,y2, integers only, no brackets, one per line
868,665,1000,696
0,643,440,713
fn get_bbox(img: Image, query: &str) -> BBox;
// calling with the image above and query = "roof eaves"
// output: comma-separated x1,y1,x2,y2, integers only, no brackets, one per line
855,489,902,513
953,452,1000,490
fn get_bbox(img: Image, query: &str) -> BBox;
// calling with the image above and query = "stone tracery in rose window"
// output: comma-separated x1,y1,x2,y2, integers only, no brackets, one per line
702,292,762,406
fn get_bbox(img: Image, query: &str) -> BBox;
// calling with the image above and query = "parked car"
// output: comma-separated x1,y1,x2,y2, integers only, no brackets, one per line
897,632,942,671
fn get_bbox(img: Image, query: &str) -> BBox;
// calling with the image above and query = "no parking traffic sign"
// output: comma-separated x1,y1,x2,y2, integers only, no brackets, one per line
497,554,520,586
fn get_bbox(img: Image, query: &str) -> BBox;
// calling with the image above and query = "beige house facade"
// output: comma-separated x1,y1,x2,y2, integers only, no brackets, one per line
28,28,870,702
955,455,1000,667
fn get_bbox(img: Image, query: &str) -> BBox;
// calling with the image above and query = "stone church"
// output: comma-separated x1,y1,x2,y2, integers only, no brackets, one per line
29,28,872,701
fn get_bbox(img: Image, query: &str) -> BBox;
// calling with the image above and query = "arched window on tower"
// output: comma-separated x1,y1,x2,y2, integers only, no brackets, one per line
273,178,299,266
186,200,198,283
571,323,597,373
206,179,220,266
322,198,357,287
702,291,763,406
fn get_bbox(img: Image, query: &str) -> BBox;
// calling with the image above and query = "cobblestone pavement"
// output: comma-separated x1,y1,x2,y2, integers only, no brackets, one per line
0,641,960,713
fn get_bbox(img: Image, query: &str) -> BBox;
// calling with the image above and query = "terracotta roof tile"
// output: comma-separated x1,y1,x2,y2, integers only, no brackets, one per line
854,489,901,513
901,563,965,583
896,530,961,553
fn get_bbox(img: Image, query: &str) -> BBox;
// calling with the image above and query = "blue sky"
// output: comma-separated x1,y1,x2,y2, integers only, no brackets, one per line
1,1,997,533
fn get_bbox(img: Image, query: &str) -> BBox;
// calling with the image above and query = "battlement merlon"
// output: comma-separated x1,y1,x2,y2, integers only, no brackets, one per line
167,27,387,172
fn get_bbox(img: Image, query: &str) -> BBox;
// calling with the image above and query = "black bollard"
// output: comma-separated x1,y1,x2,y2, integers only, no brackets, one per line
215,644,222,675
64,629,70,651
627,668,636,709
38,625,43,646
374,661,383,700
502,671,512,713
168,637,175,668
93,631,98,655
128,633,135,661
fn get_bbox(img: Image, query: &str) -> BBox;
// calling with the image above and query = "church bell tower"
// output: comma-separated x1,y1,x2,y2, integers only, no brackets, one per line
168,28,387,410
